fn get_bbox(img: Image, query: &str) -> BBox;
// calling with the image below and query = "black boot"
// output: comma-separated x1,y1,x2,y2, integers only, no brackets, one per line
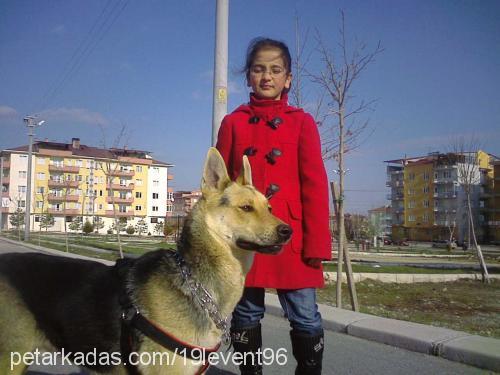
231,324,263,375
290,330,324,375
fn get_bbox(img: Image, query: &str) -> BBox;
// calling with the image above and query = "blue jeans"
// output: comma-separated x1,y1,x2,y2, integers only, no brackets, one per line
231,287,323,335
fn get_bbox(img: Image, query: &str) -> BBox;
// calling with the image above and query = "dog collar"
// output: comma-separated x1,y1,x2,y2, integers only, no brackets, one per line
173,251,231,345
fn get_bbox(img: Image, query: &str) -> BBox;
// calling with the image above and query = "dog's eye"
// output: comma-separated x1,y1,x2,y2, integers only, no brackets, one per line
268,206,272,213
240,205,254,212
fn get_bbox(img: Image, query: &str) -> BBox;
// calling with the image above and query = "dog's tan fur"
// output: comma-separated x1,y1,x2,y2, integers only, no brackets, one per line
0,148,289,374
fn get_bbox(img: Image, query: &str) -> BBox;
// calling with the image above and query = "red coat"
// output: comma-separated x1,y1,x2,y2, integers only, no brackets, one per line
216,93,331,289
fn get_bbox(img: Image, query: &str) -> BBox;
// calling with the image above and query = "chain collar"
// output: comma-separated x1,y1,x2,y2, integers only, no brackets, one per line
173,251,231,345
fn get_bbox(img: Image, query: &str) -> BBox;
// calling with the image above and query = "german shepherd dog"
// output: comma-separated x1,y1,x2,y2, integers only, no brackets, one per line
0,148,292,375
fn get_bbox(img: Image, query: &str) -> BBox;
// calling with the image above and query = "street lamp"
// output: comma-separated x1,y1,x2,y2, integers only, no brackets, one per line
23,115,45,241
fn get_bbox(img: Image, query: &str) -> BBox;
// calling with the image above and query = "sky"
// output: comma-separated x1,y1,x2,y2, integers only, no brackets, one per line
1,0,499,213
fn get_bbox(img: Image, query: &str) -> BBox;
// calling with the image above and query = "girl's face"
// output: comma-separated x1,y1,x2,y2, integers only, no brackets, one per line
247,48,292,100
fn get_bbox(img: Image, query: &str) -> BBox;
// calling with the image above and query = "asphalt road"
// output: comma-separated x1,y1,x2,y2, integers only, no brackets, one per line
0,238,488,374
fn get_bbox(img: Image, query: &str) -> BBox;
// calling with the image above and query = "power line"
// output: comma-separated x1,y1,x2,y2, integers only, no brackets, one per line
36,0,129,113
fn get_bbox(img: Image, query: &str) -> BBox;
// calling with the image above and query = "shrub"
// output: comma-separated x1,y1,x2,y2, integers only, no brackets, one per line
126,225,135,235
83,220,94,235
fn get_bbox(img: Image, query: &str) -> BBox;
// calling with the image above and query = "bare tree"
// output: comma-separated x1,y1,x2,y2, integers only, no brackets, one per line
451,136,490,283
309,11,383,307
35,185,47,246
100,125,128,259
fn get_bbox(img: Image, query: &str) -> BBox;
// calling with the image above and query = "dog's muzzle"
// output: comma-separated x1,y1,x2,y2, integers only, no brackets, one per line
236,224,292,255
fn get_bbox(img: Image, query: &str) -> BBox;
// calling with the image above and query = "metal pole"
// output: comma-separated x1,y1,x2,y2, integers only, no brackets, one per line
0,154,3,233
24,124,35,240
23,116,44,241
211,0,229,146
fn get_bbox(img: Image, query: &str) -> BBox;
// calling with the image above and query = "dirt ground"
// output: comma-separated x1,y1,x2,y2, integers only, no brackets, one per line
317,278,500,339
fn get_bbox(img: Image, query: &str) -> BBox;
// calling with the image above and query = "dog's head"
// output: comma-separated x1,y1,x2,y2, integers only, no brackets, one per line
200,147,292,255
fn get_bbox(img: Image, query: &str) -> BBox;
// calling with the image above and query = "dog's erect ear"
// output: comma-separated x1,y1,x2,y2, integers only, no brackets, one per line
201,148,231,194
236,155,253,186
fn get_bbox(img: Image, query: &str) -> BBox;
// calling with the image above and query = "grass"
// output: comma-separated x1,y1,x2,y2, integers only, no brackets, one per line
317,279,500,339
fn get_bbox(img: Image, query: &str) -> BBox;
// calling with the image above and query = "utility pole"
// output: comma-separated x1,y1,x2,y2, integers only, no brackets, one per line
23,116,45,241
211,0,229,146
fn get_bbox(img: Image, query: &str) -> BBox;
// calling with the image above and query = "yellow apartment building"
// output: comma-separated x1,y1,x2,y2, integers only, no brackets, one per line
0,138,173,234
386,151,498,243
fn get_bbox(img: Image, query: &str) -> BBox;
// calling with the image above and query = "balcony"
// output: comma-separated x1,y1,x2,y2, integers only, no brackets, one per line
48,208,80,215
49,164,80,173
433,179,455,185
1,207,8,213
48,180,80,188
1,190,9,198
108,169,135,177
47,194,80,202
105,210,135,217
106,196,134,204
107,183,135,191
433,192,457,199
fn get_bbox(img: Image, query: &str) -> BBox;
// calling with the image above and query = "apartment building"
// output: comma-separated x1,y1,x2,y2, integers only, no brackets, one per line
385,151,496,243
0,138,173,234
480,160,500,243
169,190,202,217
367,206,391,237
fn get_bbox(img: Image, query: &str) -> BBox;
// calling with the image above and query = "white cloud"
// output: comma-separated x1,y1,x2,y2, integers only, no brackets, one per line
228,80,244,94
50,25,65,35
0,105,18,118
39,107,109,126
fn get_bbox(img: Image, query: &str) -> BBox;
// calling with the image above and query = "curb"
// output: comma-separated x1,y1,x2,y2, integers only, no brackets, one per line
323,271,500,283
264,293,500,372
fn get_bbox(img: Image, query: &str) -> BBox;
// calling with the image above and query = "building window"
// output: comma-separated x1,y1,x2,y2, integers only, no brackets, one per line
37,158,45,165
136,192,142,198
423,172,429,180
136,166,142,172
408,201,415,209
151,217,158,223
135,205,142,211
100,190,103,197
423,200,430,208
443,171,451,179
18,200,26,208
153,180,159,187
153,167,159,173
36,172,45,180
167,192,173,201
166,204,173,213
408,215,416,222
152,193,159,199
423,186,429,193
98,204,103,210
18,186,27,193
35,216,40,222
152,206,158,212
135,179,143,186
119,205,127,213
19,171,27,178
36,186,45,194
20,155,27,159
423,214,429,222
36,201,43,208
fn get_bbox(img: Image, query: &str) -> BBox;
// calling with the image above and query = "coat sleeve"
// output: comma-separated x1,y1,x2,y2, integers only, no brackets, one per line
215,115,233,173
298,113,332,260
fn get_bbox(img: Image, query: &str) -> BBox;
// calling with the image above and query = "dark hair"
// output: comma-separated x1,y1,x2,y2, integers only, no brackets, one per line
243,37,292,80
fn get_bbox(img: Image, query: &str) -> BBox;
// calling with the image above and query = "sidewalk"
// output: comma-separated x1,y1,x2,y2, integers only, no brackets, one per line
2,237,499,372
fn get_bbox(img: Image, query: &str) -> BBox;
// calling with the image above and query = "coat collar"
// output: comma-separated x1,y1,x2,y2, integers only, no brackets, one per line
233,92,303,119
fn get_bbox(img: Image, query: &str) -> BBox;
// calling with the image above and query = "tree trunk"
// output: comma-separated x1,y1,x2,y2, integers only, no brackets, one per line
336,105,345,308
466,193,490,283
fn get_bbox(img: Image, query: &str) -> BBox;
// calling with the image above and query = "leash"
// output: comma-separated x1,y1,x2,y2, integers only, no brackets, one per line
118,251,230,374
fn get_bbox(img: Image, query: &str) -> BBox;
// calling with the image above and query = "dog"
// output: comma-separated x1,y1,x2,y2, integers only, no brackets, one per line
0,148,292,375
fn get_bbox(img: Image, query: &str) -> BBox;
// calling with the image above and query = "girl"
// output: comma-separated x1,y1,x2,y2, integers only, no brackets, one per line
216,37,331,375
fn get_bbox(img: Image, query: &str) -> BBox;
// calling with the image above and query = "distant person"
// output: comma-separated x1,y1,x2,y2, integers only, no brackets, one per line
217,37,331,375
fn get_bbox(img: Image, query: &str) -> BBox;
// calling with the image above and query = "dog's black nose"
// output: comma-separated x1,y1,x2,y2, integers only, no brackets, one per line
277,224,293,241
